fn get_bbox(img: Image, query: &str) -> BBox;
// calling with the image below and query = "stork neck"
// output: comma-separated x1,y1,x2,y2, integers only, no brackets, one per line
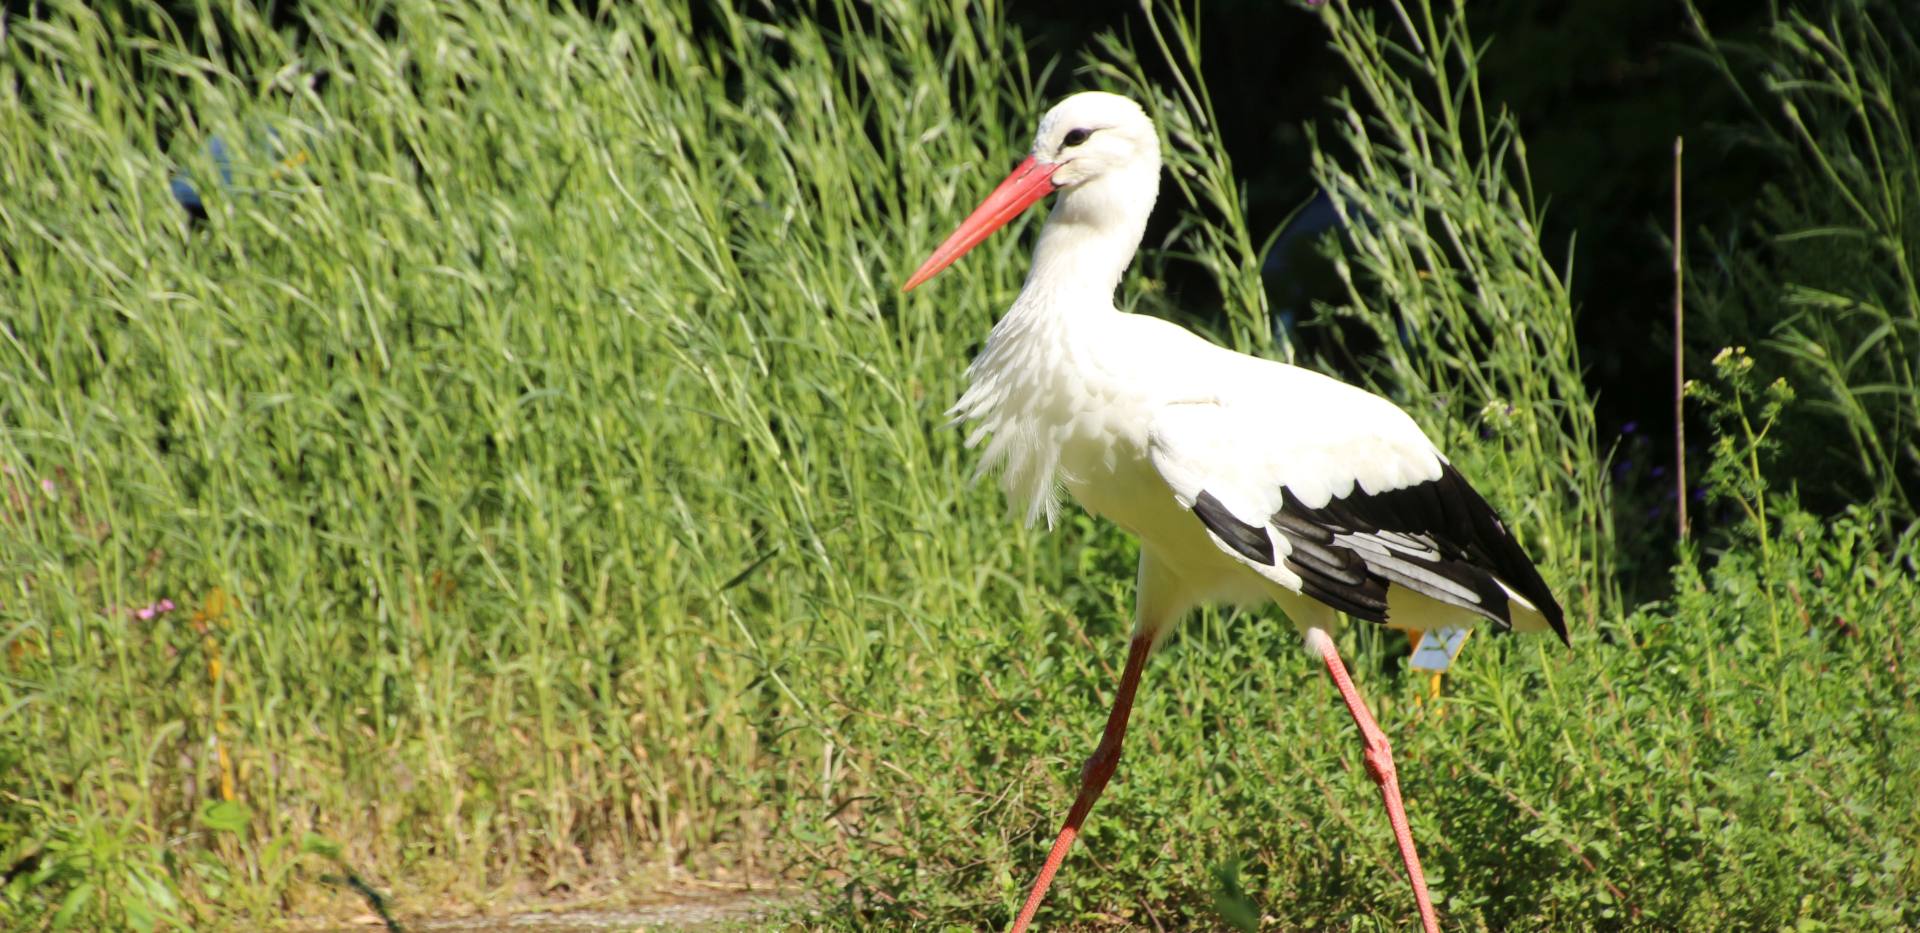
1015,168,1158,316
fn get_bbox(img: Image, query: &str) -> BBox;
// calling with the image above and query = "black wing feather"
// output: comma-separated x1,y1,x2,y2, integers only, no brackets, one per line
1190,463,1568,643
1192,490,1391,620
1192,491,1274,564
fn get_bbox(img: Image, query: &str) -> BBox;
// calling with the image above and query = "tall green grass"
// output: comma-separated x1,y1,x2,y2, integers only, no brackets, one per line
2,0,1052,922
1,1,1915,930
1688,0,1920,524
1307,1,1613,620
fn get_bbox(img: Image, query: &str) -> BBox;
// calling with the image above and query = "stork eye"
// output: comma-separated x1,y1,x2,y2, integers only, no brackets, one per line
1062,128,1094,147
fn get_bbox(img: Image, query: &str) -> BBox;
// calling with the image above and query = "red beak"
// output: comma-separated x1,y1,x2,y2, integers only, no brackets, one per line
902,155,1061,292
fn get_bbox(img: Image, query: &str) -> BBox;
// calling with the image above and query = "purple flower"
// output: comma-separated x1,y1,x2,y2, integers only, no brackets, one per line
158,598,176,613
1621,420,1639,435
136,605,157,621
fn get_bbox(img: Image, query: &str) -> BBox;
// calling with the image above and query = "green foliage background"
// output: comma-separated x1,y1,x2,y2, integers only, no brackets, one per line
1,0,1915,929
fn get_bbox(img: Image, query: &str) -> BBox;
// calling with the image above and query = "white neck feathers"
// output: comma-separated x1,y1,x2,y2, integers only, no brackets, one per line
1018,162,1160,310
947,159,1161,527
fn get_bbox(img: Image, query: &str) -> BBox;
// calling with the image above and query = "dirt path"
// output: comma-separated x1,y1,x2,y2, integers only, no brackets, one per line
320,889,793,932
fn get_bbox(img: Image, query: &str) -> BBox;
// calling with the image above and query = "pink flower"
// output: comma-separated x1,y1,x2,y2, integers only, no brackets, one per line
158,599,176,613
40,478,55,494
136,605,157,621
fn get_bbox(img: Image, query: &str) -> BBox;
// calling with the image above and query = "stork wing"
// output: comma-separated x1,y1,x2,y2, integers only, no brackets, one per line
1147,396,1567,642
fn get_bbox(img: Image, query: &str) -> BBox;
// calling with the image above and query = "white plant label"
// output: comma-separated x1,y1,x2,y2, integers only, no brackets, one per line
1409,626,1472,672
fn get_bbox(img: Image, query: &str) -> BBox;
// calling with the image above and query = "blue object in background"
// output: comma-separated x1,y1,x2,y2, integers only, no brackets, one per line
1262,191,1346,346
1261,191,1415,357
168,134,234,218
168,128,311,219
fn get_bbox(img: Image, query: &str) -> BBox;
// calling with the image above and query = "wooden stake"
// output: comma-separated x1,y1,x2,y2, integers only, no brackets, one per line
1673,136,1689,541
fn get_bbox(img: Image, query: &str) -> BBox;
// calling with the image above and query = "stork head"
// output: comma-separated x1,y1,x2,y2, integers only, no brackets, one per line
902,92,1162,292
1031,91,1160,190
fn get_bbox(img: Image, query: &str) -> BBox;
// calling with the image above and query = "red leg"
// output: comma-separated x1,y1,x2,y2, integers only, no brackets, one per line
1009,634,1154,933
1313,629,1440,933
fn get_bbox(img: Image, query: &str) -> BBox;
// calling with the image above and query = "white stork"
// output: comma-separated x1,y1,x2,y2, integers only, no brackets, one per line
902,92,1567,933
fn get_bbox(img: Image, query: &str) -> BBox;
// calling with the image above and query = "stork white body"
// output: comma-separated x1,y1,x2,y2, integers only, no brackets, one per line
904,91,1566,933
959,300,1555,637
